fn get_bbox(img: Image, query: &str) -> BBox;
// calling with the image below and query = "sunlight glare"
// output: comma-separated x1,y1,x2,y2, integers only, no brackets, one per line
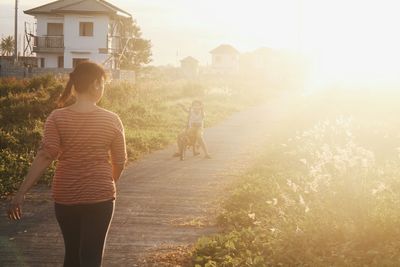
301,0,400,87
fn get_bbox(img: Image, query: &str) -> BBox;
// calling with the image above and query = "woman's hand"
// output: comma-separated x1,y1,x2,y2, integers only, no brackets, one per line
112,163,125,182
7,193,25,220
178,103,189,113
6,150,54,221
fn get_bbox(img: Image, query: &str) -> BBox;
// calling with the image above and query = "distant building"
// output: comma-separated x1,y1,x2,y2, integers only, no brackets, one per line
210,44,239,74
240,47,274,72
24,0,132,69
180,56,199,78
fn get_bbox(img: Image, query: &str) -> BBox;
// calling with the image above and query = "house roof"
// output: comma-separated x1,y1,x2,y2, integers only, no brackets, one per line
210,44,239,55
24,0,132,18
180,56,199,64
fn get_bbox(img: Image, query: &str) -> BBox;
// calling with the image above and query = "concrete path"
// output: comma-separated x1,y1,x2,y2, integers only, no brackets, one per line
0,94,288,266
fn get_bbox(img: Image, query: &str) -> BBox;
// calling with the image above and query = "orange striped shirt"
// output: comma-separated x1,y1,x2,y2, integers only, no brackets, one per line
39,107,127,205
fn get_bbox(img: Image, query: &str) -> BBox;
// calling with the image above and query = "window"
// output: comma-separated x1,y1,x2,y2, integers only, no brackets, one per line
40,58,45,68
73,58,89,68
47,23,63,36
58,56,64,68
79,22,93,36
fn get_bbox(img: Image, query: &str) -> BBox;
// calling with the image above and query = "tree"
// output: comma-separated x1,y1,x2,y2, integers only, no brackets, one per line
0,36,15,56
119,20,152,70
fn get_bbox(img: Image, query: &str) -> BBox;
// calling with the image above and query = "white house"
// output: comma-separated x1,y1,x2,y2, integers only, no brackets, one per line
210,44,240,74
24,0,132,69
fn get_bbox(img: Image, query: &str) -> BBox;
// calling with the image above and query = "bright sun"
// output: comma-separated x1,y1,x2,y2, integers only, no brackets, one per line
190,0,400,86
300,0,400,87
5,0,400,86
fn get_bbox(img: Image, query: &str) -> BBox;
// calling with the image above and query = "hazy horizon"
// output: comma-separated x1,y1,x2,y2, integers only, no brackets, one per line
1,0,400,87
0,0,302,66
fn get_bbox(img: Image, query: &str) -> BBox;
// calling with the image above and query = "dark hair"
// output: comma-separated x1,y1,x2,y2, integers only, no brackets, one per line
58,61,106,107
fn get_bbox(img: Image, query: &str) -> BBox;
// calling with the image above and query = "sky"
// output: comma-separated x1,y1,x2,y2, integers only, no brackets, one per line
0,0,302,66
1,0,400,85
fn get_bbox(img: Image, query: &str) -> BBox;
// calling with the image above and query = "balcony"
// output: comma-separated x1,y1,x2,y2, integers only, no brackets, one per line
33,36,64,53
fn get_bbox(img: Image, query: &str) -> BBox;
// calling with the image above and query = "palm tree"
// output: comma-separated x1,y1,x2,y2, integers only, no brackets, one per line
0,36,15,56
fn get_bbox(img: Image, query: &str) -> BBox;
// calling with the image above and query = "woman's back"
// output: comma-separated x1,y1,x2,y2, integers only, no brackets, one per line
42,107,126,204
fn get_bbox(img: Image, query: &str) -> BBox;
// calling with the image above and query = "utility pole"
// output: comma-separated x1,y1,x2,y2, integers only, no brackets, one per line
14,0,18,63
297,0,303,52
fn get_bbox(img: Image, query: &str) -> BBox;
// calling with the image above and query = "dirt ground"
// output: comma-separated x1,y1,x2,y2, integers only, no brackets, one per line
0,94,289,266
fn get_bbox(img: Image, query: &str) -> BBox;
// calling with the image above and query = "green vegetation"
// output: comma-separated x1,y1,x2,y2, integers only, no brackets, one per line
0,73,272,197
1,76,61,196
192,90,400,266
0,35,14,56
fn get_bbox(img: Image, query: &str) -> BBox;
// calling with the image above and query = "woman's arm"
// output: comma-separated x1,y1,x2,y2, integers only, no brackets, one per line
112,163,125,182
178,103,190,113
8,150,54,220
110,115,127,182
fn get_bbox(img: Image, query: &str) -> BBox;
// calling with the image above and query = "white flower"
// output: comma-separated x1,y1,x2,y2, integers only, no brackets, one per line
267,198,278,205
296,225,303,233
371,182,386,195
299,195,305,206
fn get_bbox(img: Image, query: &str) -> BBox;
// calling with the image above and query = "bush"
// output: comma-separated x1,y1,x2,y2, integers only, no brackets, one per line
181,82,206,97
0,75,62,195
192,97,400,266
1,74,271,197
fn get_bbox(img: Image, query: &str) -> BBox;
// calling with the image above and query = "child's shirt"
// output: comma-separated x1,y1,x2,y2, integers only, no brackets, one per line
188,108,204,128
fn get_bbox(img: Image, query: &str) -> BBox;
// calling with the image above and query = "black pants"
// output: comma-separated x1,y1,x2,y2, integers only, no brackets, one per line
55,200,115,267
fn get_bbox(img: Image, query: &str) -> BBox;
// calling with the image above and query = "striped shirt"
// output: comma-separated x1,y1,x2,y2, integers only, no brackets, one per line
39,107,127,205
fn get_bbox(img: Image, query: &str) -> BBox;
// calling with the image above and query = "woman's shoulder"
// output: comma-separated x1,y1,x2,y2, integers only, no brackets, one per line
95,108,124,128
51,106,119,117
46,107,79,119
51,107,68,115
46,107,121,126
95,107,121,120
47,108,64,119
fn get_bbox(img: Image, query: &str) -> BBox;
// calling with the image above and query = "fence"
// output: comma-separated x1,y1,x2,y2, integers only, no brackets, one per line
0,65,135,83
0,66,71,78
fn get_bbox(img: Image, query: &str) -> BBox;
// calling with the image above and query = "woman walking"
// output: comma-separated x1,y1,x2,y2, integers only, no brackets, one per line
7,61,127,267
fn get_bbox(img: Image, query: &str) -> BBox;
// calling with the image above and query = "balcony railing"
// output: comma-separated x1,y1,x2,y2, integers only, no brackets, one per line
33,36,64,53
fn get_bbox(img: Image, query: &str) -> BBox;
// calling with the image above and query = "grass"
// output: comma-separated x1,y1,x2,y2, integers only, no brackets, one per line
192,89,400,266
0,73,274,197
